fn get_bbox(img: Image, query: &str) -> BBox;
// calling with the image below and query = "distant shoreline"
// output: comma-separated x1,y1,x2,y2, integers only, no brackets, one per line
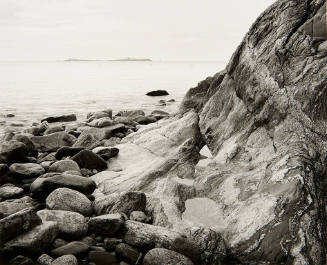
64,58,152,62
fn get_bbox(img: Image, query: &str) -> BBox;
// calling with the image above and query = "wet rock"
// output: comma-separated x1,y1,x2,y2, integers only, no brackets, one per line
37,209,88,237
113,117,138,127
72,133,100,149
30,173,96,197
134,116,157,125
9,255,34,265
4,221,58,254
30,132,76,153
88,213,124,236
46,188,92,216
72,150,107,171
44,125,65,135
0,184,24,200
36,254,53,265
88,117,115,128
12,134,38,158
0,207,40,246
130,211,151,223
87,110,112,122
115,243,140,264
146,90,169,96
52,254,78,265
55,147,84,160
41,114,77,123
93,147,119,161
50,241,89,257
52,238,67,249
48,160,80,173
151,110,170,120
0,140,28,164
143,248,194,265
9,163,45,178
104,238,123,251
88,251,118,265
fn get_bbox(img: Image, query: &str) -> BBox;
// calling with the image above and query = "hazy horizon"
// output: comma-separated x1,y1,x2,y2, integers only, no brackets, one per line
0,0,276,62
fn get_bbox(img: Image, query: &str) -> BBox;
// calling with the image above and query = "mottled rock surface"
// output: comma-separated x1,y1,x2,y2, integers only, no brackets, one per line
143,248,194,265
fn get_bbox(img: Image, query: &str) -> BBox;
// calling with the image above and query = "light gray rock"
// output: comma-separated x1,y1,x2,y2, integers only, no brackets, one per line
46,188,92,216
88,117,115,128
4,221,58,254
88,213,124,236
52,254,78,265
37,254,53,265
130,211,150,223
0,196,37,219
48,160,80,173
30,132,76,152
37,209,88,237
143,248,194,265
9,163,45,178
0,184,24,200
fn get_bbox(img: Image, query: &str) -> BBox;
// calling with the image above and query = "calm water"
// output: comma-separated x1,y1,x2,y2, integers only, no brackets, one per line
0,60,225,133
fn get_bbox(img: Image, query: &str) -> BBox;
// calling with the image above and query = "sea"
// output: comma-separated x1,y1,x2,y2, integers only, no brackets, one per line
0,60,225,134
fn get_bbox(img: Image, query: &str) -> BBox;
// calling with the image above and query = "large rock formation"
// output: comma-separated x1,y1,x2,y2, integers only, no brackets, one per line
91,1,327,264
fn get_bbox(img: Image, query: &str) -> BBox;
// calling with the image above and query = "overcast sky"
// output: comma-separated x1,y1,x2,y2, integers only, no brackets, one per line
0,0,276,61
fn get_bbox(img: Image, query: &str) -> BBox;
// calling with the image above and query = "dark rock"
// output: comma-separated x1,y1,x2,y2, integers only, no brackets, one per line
50,241,89,257
146,90,169,96
45,188,92,216
30,132,76,152
48,160,80,173
9,163,45,178
30,173,96,197
4,221,58,255
134,116,157,125
9,255,34,265
55,147,85,160
93,147,119,161
6,114,15,118
37,209,88,237
88,251,118,265
0,140,28,164
88,213,124,236
115,243,140,264
72,150,107,171
52,254,78,265
0,184,24,200
104,238,123,251
41,114,77,123
150,110,170,120
12,134,38,158
0,207,40,246
109,191,146,216
143,248,194,265
52,238,68,249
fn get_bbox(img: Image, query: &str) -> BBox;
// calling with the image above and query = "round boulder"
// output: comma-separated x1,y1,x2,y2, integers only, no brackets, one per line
143,248,194,265
48,160,80,173
9,163,45,178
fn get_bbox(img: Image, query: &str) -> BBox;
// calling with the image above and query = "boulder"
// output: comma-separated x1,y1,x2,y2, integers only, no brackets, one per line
41,114,77,123
0,140,28,164
0,207,40,246
88,213,124,236
30,132,76,152
143,248,194,265
87,110,112,122
134,116,157,125
9,163,45,178
36,254,53,265
8,255,34,265
12,134,38,158
0,184,24,200
93,147,119,160
55,146,84,160
72,150,107,171
146,90,169,96
0,197,37,219
88,117,115,128
46,188,92,216
151,110,170,120
113,117,138,127
72,133,100,149
48,160,80,173
4,221,58,254
115,243,140,264
37,209,88,237
50,241,89,257
88,251,118,265
30,173,96,197
52,254,78,265
44,125,65,135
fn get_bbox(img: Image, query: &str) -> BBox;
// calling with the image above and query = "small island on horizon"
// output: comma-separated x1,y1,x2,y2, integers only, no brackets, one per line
64,58,152,62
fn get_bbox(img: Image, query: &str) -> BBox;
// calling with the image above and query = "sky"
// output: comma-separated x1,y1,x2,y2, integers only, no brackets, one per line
0,0,276,61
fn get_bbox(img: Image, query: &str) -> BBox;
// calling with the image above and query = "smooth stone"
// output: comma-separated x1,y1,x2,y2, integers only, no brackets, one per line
146,90,169,96
113,117,138,127
87,110,112,122
72,150,107,171
88,117,115,128
88,251,118,265
37,254,53,265
50,241,90,257
9,163,45,178
48,160,80,173
52,254,78,265
8,255,34,265
41,114,77,123
0,184,24,200
88,213,124,236
134,116,157,125
0,140,28,164
0,207,40,246
143,248,194,265
55,147,84,160
93,147,119,160
52,238,68,249
115,243,140,264
30,132,76,152
30,173,96,196
151,110,170,120
46,188,92,216
0,197,36,219
4,221,58,254
81,236,96,247
44,125,65,135
37,209,88,237
129,211,151,223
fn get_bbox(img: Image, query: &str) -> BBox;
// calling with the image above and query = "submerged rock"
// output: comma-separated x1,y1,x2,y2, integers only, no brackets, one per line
146,90,169,96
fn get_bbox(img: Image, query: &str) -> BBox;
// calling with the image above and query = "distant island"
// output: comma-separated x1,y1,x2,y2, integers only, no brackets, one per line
64,58,152,62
